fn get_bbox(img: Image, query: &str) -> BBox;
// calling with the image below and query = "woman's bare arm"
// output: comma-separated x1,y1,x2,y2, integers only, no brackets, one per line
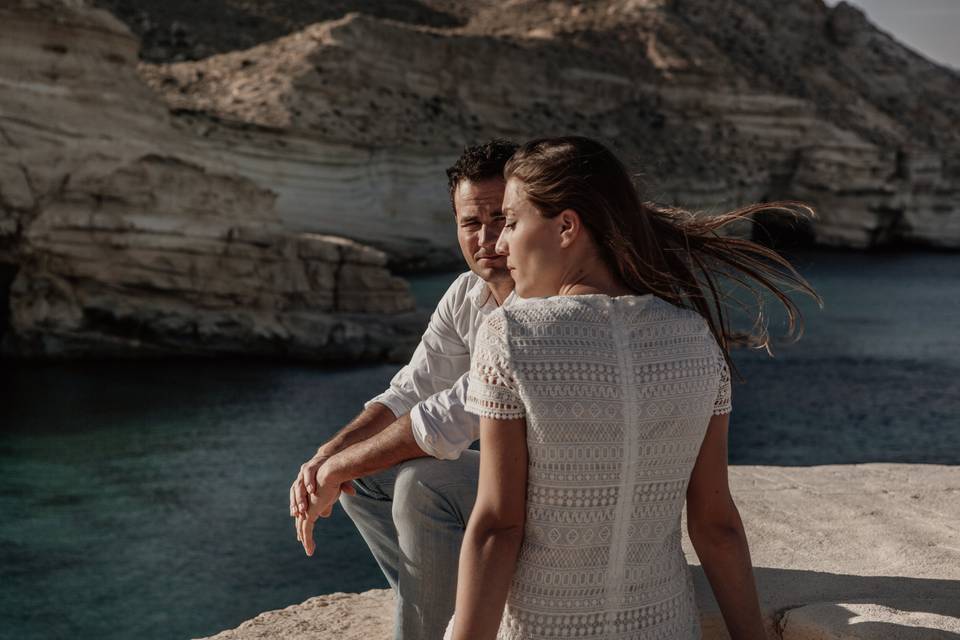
686,413,766,640
451,416,528,640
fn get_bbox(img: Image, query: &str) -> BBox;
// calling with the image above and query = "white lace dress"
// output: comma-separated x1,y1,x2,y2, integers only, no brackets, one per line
446,294,731,640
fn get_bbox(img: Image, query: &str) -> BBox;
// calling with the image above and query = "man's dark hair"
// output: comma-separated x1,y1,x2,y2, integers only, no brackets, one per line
446,138,519,214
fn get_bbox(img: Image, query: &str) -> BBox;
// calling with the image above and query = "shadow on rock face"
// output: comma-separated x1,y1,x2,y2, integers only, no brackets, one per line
693,566,960,639
0,262,18,342
781,601,960,639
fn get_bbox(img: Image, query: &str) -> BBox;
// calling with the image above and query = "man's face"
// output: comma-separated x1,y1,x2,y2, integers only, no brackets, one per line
453,178,511,283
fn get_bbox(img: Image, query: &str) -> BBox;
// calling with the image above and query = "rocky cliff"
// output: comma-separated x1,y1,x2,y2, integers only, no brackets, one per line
124,0,959,259
4,0,958,357
0,0,418,361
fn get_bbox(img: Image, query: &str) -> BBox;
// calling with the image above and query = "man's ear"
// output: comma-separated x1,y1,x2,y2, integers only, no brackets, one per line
557,209,582,249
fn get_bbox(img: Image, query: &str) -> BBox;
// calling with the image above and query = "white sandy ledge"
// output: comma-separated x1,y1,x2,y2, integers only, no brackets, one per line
200,464,960,639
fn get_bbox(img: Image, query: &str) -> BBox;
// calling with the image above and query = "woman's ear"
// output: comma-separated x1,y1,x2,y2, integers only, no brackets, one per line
557,209,582,249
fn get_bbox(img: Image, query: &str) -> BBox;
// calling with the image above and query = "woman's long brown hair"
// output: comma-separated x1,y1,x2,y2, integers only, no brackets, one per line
504,136,822,372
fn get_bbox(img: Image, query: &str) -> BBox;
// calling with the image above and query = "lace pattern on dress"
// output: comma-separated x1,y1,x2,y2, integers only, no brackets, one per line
465,310,525,420
714,349,732,415
452,296,728,639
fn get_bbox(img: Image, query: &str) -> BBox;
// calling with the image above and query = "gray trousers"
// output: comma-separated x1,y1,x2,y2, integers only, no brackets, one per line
339,452,480,640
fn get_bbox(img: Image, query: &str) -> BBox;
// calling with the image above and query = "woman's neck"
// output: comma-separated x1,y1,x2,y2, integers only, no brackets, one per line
559,283,637,297
557,261,636,298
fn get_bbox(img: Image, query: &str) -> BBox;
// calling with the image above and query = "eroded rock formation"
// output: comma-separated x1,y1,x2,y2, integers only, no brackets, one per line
129,0,959,257
4,0,958,356
0,0,418,361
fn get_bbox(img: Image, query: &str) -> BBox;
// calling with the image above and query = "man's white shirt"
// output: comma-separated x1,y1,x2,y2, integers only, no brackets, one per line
365,271,515,460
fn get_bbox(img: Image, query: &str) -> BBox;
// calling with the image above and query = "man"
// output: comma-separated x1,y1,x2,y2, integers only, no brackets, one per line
290,139,519,639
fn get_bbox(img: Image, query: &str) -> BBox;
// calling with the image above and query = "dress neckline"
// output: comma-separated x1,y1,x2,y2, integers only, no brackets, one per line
560,292,654,300
515,292,657,307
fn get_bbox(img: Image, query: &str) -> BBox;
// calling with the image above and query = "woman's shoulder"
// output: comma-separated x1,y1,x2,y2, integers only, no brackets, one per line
500,295,590,325
645,296,710,327
497,294,713,337
642,298,724,357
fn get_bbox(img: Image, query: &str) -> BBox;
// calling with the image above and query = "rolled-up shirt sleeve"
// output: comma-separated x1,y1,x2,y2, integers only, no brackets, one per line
365,276,472,419
409,372,480,460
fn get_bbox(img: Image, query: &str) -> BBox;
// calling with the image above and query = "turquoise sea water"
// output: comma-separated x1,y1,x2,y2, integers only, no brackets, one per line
1,250,958,639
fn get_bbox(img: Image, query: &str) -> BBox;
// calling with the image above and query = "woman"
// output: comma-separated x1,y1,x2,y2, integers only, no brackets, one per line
445,136,819,640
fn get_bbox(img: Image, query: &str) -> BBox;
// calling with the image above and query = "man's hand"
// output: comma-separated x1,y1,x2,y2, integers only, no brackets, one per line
294,467,353,556
290,450,355,519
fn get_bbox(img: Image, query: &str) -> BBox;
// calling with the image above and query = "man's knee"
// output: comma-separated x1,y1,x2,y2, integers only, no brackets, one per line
338,488,361,516
391,455,478,528
338,465,400,529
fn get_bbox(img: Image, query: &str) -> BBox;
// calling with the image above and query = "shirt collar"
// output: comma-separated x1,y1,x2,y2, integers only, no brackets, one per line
467,275,517,311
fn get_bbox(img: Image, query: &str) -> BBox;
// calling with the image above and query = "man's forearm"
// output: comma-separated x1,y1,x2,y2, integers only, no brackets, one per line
320,413,428,485
318,402,398,457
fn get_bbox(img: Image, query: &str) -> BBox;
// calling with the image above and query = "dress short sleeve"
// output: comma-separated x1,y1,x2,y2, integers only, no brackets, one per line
465,310,525,420
714,349,732,415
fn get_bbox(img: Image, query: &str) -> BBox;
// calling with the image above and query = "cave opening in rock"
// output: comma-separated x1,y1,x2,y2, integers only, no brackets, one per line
750,206,816,251
0,262,18,344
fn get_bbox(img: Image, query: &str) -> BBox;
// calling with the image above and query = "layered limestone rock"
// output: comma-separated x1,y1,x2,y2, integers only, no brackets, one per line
5,0,958,355
130,0,959,257
199,464,960,640
0,0,418,360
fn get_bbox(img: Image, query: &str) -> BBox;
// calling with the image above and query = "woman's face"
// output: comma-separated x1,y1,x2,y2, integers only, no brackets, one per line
496,178,567,298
